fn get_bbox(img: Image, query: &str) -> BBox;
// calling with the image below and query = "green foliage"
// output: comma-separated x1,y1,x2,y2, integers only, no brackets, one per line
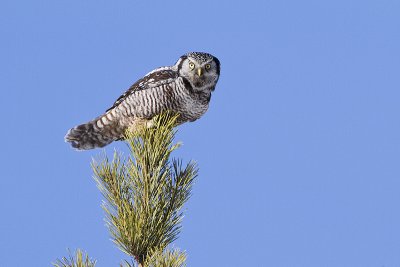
144,248,186,267
55,114,196,266
53,249,96,267
120,248,186,267
92,113,197,265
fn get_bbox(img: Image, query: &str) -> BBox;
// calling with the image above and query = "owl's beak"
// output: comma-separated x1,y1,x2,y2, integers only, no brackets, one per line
197,68,203,77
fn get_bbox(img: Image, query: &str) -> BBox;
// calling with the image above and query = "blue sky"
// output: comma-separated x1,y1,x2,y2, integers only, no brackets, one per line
1,0,400,266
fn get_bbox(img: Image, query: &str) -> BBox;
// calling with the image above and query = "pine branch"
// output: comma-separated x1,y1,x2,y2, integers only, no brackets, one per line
92,113,197,266
119,248,186,267
53,249,96,267
144,248,186,267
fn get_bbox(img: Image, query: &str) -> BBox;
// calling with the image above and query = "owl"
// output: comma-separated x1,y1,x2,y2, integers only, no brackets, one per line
65,52,220,150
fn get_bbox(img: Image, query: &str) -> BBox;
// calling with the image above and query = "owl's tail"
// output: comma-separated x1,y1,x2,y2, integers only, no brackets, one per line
65,113,123,150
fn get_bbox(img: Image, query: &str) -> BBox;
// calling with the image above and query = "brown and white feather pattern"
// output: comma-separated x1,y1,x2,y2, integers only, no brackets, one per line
65,52,220,150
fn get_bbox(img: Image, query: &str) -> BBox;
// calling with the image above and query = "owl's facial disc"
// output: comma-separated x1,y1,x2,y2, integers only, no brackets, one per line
176,52,220,92
184,58,217,90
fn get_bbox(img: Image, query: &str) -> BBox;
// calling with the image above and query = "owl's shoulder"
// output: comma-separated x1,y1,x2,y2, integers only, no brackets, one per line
106,66,178,112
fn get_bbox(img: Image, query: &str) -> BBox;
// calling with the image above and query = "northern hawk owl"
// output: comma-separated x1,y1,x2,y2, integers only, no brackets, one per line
65,52,220,150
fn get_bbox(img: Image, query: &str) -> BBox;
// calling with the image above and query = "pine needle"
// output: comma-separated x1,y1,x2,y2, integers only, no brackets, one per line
53,249,96,267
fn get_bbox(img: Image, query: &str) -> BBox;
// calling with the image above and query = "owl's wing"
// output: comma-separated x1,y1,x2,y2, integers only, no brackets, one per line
65,67,181,150
106,67,177,112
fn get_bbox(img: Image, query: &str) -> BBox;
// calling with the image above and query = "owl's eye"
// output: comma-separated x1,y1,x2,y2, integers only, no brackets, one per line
189,62,195,70
205,64,211,70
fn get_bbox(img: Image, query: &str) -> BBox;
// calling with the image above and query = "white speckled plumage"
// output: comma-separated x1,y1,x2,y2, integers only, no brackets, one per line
65,52,220,150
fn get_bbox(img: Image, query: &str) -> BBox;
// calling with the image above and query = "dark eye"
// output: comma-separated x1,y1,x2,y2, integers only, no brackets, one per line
205,64,211,70
189,62,195,70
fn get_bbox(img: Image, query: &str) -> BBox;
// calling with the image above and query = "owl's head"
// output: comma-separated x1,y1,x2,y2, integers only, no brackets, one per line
175,52,220,92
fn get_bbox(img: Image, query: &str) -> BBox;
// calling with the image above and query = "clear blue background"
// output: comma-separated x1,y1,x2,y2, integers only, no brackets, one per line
1,0,399,266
